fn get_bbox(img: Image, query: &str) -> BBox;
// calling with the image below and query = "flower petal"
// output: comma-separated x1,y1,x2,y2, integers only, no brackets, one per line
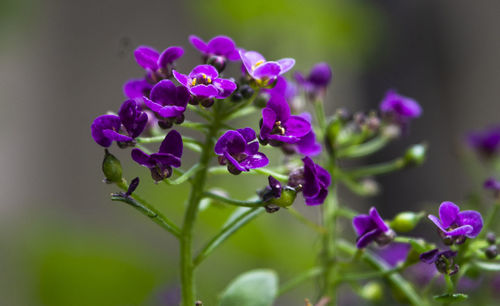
457,210,483,238
151,153,181,168
134,46,159,70
157,106,185,118
190,85,219,98
172,70,189,87
305,188,328,206
246,142,259,155
240,152,269,170
102,129,133,142
353,214,375,236
214,130,246,155
158,46,184,68
439,201,460,229
123,78,152,99
240,50,265,73
253,62,281,80
188,35,208,53
419,249,439,264
131,148,155,168
150,79,177,105
283,115,311,138
302,156,320,198
445,225,474,236
91,115,121,147
356,228,381,249
213,78,237,98
207,36,236,56
267,95,291,121
237,127,257,143
277,58,295,74
159,130,183,158
189,64,219,79
369,207,389,232
428,214,448,233
224,152,246,171
260,108,277,140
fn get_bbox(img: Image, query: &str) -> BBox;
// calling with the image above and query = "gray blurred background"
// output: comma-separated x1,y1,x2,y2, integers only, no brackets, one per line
1,0,499,305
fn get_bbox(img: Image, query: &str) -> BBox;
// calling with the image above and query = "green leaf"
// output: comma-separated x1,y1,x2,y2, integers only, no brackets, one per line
219,269,278,306
433,293,468,303
473,261,500,271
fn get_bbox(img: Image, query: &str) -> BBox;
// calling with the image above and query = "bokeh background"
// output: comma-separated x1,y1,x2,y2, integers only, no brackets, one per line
1,0,500,305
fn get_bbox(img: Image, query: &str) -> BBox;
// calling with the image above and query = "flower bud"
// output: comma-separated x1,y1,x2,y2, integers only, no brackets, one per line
360,282,383,301
487,232,496,245
253,92,270,108
268,186,297,208
230,92,243,103
404,144,427,166
240,85,254,99
390,211,424,233
102,149,122,183
486,245,498,259
207,55,226,72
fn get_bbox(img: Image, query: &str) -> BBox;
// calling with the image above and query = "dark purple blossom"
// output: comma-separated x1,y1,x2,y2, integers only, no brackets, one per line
215,128,269,175
189,35,240,61
428,201,483,242
173,65,236,100
379,90,422,125
134,46,183,81
259,95,311,144
467,125,500,157
240,50,295,86
143,79,190,119
91,100,148,147
288,157,330,205
260,176,282,202
295,113,321,156
131,130,183,182
484,177,500,197
294,62,332,98
352,207,395,248
420,248,459,275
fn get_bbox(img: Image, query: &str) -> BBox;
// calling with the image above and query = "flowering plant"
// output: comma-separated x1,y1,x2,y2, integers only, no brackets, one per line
91,35,500,305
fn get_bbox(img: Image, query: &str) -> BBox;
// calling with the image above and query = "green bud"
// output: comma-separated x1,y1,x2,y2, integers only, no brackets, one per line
253,92,270,108
390,211,425,233
102,149,123,183
268,187,297,208
404,143,427,166
360,281,383,301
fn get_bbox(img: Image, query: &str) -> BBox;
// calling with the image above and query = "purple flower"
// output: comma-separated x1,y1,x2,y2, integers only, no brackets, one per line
173,65,236,100
240,50,295,86
484,177,500,197
215,128,269,175
91,100,148,147
294,62,332,98
143,79,190,119
134,46,184,80
189,35,240,61
288,157,330,205
377,242,411,267
131,130,183,182
123,78,153,104
380,90,422,125
420,248,459,275
467,125,500,157
295,113,321,156
259,95,311,144
263,76,297,101
428,201,483,243
261,175,282,202
352,207,395,248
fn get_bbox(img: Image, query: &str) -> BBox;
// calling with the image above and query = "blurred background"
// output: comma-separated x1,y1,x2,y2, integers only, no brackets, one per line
1,0,500,305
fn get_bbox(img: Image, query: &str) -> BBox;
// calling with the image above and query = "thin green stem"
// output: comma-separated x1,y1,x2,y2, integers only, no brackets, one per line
337,266,403,282
163,164,202,186
193,207,265,266
343,158,405,179
320,184,338,303
114,181,181,238
179,106,222,306
137,136,202,153
444,275,454,294
207,166,289,182
336,135,391,159
203,191,266,207
278,266,324,296
337,240,424,306
287,207,326,234
480,202,500,238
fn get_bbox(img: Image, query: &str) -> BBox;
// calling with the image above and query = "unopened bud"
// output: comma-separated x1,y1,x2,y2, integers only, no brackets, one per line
102,149,122,183
268,186,297,208
240,85,254,99
207,55,226,72
253,92,270,108
487,232,496,245
390,211,424,233
360,281,383,301
486,245,498,259
404,144,427,166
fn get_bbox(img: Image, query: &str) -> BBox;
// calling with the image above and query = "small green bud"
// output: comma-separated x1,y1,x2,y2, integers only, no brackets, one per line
253,92,270,108
404,144,427,166
360,281,383,301
268,187,297,208
390,211,424,233
102,149,122,183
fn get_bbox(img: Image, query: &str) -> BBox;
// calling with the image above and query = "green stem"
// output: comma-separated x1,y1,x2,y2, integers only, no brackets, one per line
163,164,202,185
336,135,390,159
320,183,338,302
179,106,221,306
480,202,500,238
444,274,454,294
337,266,403,282
114,181,181,238
193,207,265,266
343,158,405,179
287,207,326,234
337,240,424,306
137,136,202,153
278,266,324,296
207,166,289,182
203,191,266,207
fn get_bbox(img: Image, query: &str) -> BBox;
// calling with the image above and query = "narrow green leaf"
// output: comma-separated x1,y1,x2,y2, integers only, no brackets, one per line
473,261,500,271
433,293,468,303
220,269,278,306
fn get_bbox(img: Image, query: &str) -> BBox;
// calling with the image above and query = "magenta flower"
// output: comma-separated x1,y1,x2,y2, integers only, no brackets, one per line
143,80,190,119
467,125,500,157
259,95,311,144
173,65,236,100
263,76,297,101
123,78,153,103
91,100,148,147
295,113,321,156
215,128,269,175
189,35,240,61
380,90,422,125
353,207,395,248
294,62,332,98
428,201,483,241
134,46,184,80
131,130,183,182
484,177,500,197
240,50,295,86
